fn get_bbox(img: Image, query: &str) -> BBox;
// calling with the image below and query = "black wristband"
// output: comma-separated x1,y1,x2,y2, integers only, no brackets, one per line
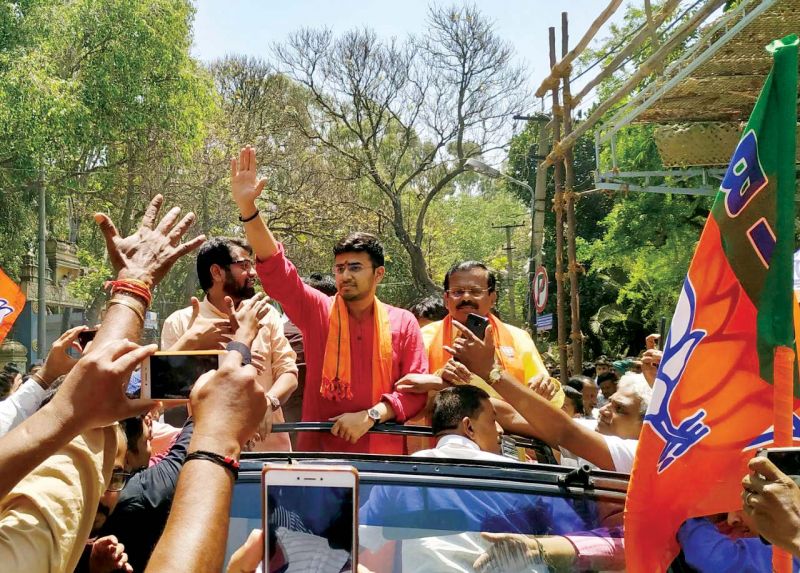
226,340,252,365
238,209,259,223
185,450,239,479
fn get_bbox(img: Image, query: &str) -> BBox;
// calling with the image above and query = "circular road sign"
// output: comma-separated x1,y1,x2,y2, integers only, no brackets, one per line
533,266,549,313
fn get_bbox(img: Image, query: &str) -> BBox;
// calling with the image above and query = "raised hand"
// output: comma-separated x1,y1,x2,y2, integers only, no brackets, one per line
190,350,266,453
230,146,268,214
743,456,800,555
93,194,206,288
527,374,560,401
224,292,272,345
446,321,496,380
36,325,89,387
50,339,158,431
172,297,232,350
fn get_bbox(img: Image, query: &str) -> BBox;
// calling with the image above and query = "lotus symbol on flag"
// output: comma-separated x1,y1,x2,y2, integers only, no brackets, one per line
0,298,14,321
645,278,710,473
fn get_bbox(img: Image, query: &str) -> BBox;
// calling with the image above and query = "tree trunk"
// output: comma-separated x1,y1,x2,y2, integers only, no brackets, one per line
119,144,137,236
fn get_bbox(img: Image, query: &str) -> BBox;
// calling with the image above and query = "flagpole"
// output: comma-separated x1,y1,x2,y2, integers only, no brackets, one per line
773,342,795,572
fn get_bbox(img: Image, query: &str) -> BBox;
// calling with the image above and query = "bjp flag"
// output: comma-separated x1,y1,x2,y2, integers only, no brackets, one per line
0,266,25,346
624,35,799,572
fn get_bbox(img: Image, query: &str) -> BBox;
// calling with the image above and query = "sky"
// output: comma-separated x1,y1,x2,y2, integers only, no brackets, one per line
191,0,633,116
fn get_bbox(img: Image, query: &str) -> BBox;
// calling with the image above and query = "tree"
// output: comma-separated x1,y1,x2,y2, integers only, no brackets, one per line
273,4,528,295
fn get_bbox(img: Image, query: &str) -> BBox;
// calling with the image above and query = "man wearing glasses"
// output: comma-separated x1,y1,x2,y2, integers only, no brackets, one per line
160,237,298,451
229,146,428,454
405,261,555,451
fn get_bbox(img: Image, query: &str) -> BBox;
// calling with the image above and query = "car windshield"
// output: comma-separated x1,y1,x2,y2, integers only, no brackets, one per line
226,453,628,573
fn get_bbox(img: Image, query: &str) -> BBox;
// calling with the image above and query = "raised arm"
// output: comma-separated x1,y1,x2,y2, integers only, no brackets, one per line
231,145,279,261
447,322,615,470
0,194,204,497
146,298,268,573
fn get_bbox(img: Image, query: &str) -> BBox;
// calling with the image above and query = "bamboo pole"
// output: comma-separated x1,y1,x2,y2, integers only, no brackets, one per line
534,0,624,98
562,12,583,376
644,0,661,50
570,0,681,109
531,120,553,270
549,27,569,379
544,0,726,166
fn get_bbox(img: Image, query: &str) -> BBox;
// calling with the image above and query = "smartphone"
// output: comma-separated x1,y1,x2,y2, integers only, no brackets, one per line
140,351,223,399
77,328,98,349
465,313,489,341
763,447,800,478
263,464,358,573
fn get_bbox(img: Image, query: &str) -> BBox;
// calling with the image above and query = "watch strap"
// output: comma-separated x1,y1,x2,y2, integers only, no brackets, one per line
225,341,252,365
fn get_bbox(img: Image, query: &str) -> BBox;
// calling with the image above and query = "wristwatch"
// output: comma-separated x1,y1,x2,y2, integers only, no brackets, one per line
366,407,381,426
487,364,503,386
266,394,281,411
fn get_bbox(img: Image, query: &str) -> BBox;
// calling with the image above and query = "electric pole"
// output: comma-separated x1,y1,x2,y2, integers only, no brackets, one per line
493,223,524,322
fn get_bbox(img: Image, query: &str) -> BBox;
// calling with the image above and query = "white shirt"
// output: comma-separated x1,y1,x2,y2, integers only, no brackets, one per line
161,296,298,451
0,379,47,437
603,434,638,473
562,434,638,473
412,434,511,463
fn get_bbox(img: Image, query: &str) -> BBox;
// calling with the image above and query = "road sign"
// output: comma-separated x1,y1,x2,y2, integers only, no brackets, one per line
533,266,549,313
536,313,553,331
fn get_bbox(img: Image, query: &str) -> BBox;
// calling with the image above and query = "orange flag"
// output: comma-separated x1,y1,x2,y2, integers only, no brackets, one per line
624,35,799,572
0,267,25,346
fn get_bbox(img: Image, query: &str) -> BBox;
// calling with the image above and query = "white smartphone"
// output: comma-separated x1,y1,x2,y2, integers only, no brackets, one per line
140,351,223,400
262,464,359,573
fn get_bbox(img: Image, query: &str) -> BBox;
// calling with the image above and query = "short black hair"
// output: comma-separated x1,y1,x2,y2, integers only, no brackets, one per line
196,237,252,292
304,273,337,296
443,261,497,293
597,371,619,385
567,375,594,392
582,362,596,378
563,386,585,416
0,371,14,400
431,385,490,435
408,295,447,322
121,415,146,454
333,232,384,268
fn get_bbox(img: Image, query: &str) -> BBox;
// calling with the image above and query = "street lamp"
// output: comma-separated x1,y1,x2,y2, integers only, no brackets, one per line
464,158,534,325
464,158,533,195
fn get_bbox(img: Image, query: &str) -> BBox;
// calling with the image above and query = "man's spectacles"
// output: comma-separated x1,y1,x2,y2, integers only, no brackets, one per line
333,263,371,275
107,470,131,492
227,259,254,272
447,288,490,298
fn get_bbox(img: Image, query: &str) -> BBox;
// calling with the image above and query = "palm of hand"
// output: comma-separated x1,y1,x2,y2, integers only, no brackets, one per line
231,146,266,207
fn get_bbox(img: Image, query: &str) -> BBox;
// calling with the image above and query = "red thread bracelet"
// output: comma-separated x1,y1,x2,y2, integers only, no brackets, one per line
104,280,152,307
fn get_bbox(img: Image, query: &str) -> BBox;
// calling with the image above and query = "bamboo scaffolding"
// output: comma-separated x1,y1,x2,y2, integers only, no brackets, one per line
535,0,624,98
549,26,569,378
570,0,681,109
545,0,727,166
561,12,583,376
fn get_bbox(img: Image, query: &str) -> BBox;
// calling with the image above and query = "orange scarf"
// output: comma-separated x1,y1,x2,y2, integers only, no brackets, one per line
428,314,527,384
320,295,392,402
406,314,529,454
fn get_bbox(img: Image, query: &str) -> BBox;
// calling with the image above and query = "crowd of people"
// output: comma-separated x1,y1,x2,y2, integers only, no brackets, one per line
0,145,799,572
